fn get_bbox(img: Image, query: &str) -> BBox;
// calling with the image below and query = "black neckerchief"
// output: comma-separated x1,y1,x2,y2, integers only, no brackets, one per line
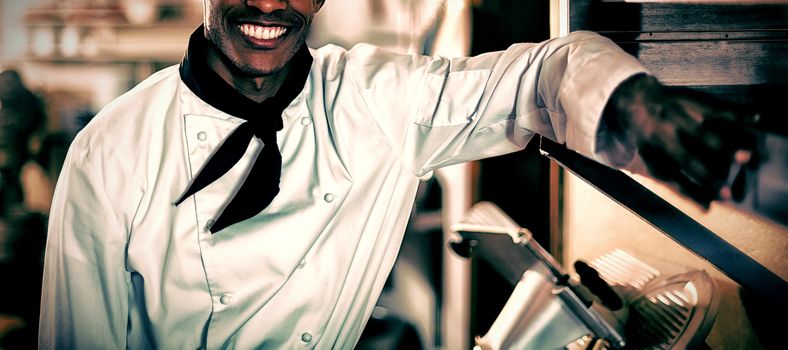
176,25,313,233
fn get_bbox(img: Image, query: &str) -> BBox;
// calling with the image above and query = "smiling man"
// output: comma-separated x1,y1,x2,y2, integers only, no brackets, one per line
38,0,754,349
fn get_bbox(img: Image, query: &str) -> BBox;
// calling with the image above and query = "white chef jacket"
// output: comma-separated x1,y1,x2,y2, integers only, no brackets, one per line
39,31,646,349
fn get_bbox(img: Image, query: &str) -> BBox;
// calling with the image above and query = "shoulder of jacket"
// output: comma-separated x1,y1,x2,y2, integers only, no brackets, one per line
114,64,182,106
311,43,427,86
310,43,412,68
74,65,181,147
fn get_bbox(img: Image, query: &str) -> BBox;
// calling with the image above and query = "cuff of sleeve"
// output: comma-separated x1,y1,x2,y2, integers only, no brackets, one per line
559,33,648,168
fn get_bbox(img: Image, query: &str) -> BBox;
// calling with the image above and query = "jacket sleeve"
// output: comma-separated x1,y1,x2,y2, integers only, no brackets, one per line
346,31,648,176
38,137,130,349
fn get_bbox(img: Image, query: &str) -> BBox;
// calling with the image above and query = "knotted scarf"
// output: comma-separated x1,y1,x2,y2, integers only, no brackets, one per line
177,27,312,233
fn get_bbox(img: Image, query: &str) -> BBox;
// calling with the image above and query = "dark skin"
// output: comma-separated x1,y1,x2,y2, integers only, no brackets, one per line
202,0,755,208
203,0,324,102
608,74,756,206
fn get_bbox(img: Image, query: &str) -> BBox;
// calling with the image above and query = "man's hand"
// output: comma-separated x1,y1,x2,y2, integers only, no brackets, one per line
606,73,758,207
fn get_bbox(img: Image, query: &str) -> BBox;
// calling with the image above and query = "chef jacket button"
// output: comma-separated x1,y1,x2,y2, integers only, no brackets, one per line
197,131,207,141
300,117,312,126
301,332,313,343
219,294,233,305
205,219,215,231
323,193,335,203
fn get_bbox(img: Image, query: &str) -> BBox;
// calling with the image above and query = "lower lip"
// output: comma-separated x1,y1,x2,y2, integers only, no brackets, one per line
238,28,290,49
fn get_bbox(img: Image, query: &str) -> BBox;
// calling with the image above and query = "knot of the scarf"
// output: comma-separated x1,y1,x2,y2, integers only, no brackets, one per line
175,120,283,233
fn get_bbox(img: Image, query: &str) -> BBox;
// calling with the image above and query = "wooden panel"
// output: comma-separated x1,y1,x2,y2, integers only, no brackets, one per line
628,41,788,86
571,0,788,32
638,3,788,31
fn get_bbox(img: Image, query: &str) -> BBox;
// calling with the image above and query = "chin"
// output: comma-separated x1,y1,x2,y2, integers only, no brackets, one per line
235,45,301,77
237,61,285,76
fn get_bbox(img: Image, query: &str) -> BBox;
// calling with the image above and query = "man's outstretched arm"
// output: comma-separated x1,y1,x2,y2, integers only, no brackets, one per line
345,30,755,208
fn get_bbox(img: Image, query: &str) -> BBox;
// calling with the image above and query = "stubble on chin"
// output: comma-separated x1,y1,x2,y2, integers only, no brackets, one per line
206,26,309,78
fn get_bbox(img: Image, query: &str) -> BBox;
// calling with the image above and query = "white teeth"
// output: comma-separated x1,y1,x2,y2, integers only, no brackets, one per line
239,24,287,40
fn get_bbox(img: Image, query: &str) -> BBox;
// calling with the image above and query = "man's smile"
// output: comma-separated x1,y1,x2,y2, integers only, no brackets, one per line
238,23,290,45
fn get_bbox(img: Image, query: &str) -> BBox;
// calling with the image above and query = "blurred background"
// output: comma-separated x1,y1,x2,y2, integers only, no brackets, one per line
0,0,786,349
1,2,202,345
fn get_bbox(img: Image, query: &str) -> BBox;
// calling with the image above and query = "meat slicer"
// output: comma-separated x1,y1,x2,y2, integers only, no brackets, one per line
450,201,720,349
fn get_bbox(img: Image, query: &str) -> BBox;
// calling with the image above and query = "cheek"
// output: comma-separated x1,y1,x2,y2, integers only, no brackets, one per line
294,0,320,18
202,2,214,25
203,1,230,32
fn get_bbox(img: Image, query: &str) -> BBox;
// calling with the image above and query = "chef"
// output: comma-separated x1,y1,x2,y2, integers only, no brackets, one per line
39,0,753,348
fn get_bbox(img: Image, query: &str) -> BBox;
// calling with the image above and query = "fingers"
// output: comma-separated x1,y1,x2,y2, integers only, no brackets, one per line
635,82,763,207
663,85,743,122
611,75,761,207
639,122,756,206
636,118,726,206
639,143,716,207
676,129,730,187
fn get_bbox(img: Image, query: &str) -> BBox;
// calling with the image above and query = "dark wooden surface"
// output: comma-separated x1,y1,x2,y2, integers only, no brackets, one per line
572,0,788,85
571,1,788,32
633,41,788,86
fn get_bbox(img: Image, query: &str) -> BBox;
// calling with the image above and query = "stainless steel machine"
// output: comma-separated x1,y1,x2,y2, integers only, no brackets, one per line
452,201,723,349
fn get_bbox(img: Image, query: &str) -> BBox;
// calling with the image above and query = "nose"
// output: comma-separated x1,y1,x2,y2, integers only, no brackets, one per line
247,0,287,13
